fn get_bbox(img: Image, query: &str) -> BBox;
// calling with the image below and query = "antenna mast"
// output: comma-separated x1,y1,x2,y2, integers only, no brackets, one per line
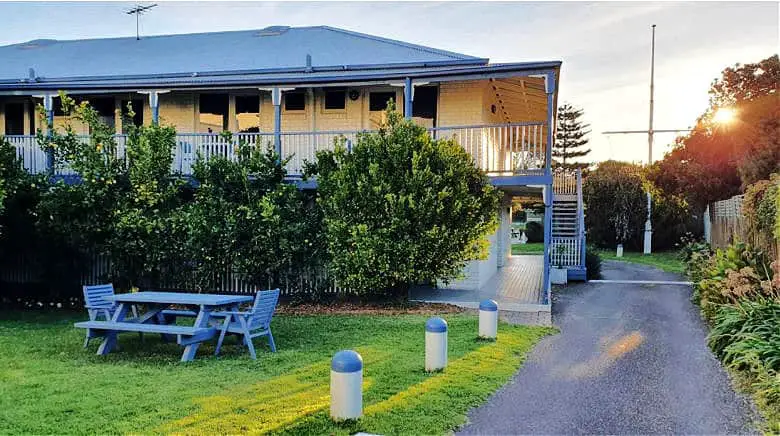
126,4,158,40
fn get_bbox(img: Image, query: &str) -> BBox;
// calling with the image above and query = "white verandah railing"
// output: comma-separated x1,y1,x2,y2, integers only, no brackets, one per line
6,122,547,177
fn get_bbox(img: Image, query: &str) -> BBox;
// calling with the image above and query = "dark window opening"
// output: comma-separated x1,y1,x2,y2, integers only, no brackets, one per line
199,94,229,132
89,97,116,130
121,100,144,133
412,86,438,121
236,95,261,133
236,95,259,114
369,92,396,111
4,103,24,135
324,89,346,110
284,92,305,111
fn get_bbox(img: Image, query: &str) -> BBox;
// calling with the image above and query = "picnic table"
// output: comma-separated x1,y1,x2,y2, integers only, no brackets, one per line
74,291,253,362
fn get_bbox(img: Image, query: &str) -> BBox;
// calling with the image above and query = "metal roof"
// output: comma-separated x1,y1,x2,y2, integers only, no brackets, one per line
0,25,487,83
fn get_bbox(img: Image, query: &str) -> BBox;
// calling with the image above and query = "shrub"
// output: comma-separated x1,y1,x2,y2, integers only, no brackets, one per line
687,242,776,321
743,174,779,252
583,161,647,250
181,139,323,292
709,299,780,371
585,247,602,280
308,107,500,297
525,221,543,243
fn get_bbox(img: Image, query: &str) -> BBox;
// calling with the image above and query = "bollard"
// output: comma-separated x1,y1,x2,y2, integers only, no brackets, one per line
425,317,448,371
330,350,363,420
479,299,498,339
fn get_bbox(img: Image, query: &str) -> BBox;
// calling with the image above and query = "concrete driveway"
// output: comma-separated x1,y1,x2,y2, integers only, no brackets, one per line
459,260,757,435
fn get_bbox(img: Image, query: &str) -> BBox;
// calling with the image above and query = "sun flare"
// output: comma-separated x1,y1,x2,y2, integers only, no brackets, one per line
713,107,736,124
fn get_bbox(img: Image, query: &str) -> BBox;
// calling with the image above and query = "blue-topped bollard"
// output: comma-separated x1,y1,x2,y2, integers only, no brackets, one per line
425,317,448,371
330,350,363,420
479,299,498,339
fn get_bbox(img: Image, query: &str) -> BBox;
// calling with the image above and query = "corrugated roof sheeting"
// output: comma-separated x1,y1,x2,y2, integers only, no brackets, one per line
0,26,485,82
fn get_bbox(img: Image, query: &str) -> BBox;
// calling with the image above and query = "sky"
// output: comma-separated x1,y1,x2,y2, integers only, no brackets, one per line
0,1,777,164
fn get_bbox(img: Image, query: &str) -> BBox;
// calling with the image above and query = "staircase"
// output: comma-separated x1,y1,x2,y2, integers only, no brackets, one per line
551,169,587,280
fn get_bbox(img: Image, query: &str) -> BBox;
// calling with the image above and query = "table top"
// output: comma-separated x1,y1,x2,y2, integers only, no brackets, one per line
108,291,253,306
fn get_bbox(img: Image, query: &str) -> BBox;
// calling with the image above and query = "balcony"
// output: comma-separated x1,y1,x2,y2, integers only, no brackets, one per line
6,122,548,178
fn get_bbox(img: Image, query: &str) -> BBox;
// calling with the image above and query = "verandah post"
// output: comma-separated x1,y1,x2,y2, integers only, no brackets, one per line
542,71,556,302
43,94,54,175
272,87,282,157
404,77,413,119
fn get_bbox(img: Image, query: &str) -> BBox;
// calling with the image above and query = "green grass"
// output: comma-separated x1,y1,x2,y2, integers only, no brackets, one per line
511,242,544,255
597,249,685,274
0,311,551,435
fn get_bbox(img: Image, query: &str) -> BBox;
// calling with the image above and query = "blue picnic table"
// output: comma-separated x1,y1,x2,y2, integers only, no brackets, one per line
74,291,253,362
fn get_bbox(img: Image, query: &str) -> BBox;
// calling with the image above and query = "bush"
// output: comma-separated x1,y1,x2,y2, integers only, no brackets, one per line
583,161,647,250
687,242,776,321
584,160,693,251
585,247,602,280
308,107,500,297
709,299,780,371
743,174,779,252
180,138,323,292
525,221,543,243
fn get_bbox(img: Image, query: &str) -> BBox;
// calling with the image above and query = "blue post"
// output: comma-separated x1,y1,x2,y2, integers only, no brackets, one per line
404,77,413,119
577,169,586,273
542,71,556,303
43,94,54,175
272,87,282,156
149,91,160,125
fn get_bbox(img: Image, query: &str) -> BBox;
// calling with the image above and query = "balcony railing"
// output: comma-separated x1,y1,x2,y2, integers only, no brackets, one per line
5,122,548,177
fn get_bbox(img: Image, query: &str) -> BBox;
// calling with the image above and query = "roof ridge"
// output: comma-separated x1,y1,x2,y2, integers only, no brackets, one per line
3,25,328,48
319,25,486,63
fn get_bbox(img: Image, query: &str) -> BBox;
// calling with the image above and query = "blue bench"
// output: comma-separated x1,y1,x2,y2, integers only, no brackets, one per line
74,321,216,345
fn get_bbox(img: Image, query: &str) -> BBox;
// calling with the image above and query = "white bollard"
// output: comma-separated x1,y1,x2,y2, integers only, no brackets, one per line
425,317,448,371
616,243,624,258
330,350,363,420
479,299,498,339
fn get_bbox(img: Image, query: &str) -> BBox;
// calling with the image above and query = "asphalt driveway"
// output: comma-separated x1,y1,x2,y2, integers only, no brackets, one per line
459,260,757,435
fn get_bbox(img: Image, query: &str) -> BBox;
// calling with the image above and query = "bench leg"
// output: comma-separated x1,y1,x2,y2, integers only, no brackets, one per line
180,306,211,362
83,330,91,349
97,332,117,356
214,317,231,356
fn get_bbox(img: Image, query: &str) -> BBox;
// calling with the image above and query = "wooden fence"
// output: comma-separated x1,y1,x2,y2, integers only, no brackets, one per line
707,194,779,261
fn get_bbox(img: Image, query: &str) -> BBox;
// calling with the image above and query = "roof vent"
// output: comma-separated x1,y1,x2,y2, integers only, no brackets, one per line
17,39,57,50
255,26,290,37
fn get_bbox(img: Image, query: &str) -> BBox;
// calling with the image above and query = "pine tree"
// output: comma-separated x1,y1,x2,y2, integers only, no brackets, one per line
553,103,591,169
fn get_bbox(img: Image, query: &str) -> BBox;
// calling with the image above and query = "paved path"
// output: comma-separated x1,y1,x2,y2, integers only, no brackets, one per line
459,260,757,435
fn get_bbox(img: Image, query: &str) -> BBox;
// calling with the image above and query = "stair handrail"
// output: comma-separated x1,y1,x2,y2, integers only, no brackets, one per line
576,168,586,270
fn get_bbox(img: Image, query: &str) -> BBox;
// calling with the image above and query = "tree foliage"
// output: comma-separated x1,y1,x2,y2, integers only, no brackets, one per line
649,55,780,210
584,160,694,250
308,108,500,297
584,161,647,247
553,103,591,169
179,137,323,291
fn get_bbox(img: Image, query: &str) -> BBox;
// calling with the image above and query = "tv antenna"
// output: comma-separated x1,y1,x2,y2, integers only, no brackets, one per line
126,3,157,40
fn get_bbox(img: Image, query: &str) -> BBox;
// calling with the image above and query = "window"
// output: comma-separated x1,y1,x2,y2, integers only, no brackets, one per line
199,94,229,133
324,89,346,110
4,103,24,135
284,92,305,111
412,86,437,120
235,95,260,132
121,99,144,133
369,92,396,111
89,97,116,130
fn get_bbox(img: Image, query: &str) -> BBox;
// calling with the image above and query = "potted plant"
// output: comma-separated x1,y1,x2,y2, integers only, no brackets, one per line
550,243,568,285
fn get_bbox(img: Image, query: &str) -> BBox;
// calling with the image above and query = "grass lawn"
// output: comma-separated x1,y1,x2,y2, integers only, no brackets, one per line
597,249,685,274
0,310,551,435
512,242,544,255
